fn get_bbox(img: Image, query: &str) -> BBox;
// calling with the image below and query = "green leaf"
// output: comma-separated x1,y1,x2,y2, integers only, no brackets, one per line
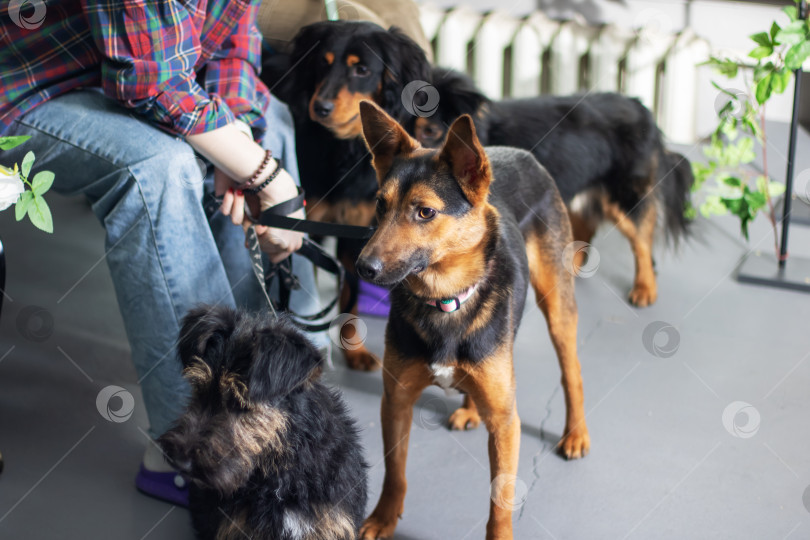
700,195,728,217
704,58,738,78
749,45,774,59
768,182,786,197
784,5,798,22
775,21,807,45
771,22,782,43
15,190,33,221
20,151,34,179
751,32,772,48
0,135,31,150
770,68,792,94
28,195,54,233
722,176,743,188
738,137,756,164
745,189,767,212
756,73,773,104
785,41,810,70
31,170,54,195
754,61,776,81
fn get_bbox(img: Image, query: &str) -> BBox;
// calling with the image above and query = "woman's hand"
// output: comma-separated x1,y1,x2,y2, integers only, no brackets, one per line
215,165,305,263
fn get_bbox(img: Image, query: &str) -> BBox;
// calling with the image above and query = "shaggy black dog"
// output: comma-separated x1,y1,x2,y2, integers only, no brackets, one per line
159,306,367,540
261,21,431,370
407,67,695,307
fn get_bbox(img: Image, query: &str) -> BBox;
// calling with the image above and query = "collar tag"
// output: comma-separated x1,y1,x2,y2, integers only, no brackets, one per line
426,283,478,313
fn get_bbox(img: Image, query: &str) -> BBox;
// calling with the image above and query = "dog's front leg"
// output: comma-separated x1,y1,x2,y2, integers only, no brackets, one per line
460,352,521,540
360,352,431,539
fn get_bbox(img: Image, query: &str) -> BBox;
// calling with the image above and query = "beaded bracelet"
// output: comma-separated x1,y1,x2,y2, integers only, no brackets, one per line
242,149,273,189
243,159,282,195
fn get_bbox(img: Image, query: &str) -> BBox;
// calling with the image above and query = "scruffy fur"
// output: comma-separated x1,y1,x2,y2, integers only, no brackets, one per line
355,102,590,540
407,67,695,307
159,306,368,540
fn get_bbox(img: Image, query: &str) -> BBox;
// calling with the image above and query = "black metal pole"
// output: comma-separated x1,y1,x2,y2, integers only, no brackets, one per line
779,1,808,268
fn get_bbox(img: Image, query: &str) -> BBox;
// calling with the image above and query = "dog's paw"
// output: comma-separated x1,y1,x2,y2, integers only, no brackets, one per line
558,427,590,460
359,515,398,539
344,347,381,371
628,283,657,307
448,407,481,430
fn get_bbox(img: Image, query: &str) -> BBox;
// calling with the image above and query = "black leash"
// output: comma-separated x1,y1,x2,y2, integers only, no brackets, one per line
256,187,376,240
207,189,375,333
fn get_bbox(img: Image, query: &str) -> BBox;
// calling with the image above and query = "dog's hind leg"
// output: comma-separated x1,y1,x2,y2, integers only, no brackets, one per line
603,199,658,307
456,349,521,540
360,352,432,540
567,210,598,271
448,393,482,431
526,233,590,460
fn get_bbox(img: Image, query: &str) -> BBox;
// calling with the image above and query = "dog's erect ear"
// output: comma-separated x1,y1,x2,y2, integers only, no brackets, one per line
360,100,419,181
177,305,237,369
249,318,323,402
376,27,431,120
438,114,492,206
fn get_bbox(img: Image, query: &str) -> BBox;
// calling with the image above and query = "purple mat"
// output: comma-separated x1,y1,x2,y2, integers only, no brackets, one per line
357,281,390,318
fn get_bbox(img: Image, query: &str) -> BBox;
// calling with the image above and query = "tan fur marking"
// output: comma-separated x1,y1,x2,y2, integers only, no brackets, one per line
404,184,447,213
215,510,251,540
602,199,658,306
452,344,521,539
324,52,335,65
310,505,357,540
346,54,360,66
232,403,288,460
359,349,433,539
219,372,250,409
413,117,444,147
309,85,376,139
525,231,590,460
183,357,212,388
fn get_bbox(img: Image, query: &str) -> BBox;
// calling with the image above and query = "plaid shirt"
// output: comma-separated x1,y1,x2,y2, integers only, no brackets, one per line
0,0,271,139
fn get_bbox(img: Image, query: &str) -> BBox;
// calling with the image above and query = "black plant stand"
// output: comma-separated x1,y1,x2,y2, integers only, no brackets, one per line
737,0,810,293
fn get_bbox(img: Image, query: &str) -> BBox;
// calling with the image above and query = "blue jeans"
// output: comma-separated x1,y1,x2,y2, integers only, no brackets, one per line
4,89,326,438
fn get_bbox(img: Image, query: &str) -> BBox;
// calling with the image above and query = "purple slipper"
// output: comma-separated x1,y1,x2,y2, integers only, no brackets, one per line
135,464,189,507
358,281,390,318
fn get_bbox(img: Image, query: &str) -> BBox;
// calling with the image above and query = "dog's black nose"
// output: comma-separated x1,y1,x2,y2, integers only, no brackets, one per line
313,100,333,118
356,257,382,281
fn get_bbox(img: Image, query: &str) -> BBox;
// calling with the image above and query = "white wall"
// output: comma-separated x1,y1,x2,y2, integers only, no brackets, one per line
422,0,799,135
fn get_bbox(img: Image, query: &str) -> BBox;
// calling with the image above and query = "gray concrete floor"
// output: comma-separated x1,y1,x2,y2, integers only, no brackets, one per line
1,130,810,539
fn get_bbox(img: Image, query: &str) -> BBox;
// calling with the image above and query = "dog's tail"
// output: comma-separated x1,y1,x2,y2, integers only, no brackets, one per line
654,147,694,245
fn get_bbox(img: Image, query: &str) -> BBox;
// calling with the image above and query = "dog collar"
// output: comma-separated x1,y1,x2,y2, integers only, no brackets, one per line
426,282,479,313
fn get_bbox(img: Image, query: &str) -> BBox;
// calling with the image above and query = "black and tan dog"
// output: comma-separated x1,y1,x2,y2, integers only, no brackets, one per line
355,102,590,539
159,306,368,540
407,67,694,307
264,21,431,371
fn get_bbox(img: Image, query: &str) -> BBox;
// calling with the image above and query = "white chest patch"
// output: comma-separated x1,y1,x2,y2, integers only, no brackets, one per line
431,365,459,395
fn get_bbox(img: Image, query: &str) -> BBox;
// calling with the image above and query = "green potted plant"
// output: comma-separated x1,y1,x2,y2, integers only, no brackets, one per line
693,0,810,290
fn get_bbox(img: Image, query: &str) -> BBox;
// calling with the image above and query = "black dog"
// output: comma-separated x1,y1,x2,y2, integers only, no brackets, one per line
407,67,694,307
262,21,431,370
159,306,367,540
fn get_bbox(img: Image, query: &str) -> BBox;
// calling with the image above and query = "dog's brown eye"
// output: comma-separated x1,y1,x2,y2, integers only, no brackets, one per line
418,207,436,220
352,65,370,77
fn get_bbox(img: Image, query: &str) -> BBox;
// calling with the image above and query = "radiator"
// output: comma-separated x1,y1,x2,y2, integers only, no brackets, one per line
418,4,710,144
